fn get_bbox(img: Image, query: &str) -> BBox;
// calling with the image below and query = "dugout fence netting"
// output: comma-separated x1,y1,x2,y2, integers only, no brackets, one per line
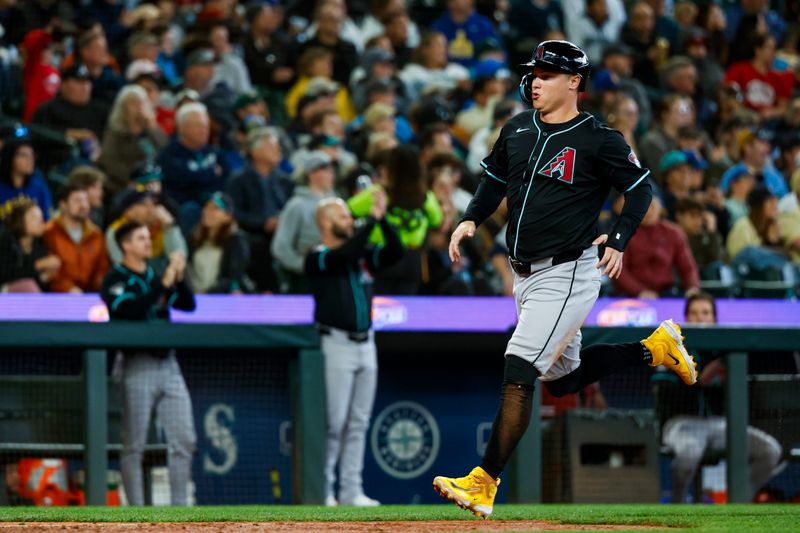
540,350,800,504
0,347,292,506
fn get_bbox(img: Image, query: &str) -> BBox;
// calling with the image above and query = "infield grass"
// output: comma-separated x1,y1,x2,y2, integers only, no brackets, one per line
0,504,798,531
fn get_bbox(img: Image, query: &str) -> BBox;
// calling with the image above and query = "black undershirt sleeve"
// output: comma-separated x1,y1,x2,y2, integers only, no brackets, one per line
608,180,653,251
460,176,506,228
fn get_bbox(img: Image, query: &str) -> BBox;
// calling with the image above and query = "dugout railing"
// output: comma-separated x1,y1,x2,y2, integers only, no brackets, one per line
0,322,797,506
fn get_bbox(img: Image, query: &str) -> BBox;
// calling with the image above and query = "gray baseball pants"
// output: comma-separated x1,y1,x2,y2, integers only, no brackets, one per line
120,352,197,506
506,246,602,381
663,415,782,502
321,328,377,502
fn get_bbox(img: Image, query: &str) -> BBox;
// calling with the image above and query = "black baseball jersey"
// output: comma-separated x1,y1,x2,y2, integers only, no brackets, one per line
305,217,404,333
462,110,653,262
101,263,196,321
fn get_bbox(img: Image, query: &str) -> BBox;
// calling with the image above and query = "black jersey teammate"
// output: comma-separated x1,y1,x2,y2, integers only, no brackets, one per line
432,40,698,518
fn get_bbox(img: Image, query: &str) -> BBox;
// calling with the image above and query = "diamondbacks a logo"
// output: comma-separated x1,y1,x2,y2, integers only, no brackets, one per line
539,147,576,183
371,401,440,480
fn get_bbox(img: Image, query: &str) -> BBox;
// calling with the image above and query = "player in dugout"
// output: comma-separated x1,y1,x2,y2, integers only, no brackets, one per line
101,221,197,506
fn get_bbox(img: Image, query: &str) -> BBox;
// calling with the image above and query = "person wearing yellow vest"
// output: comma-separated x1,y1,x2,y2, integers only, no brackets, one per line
347,145,442,294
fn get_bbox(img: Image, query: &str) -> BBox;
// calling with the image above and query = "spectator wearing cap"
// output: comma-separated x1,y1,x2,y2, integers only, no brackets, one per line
118,163,182,229
601,44,651,129
285,48,355,122
67,166,107,229
188,191,252,293
106,188,188,275
0,138,52,222
727,187,784,263
208,20,253,96
73,28,123,105
99,85,168,197
721,129,787,198
350,47,409,113
467,100,519,175
126,59,175,135
454,75,505,142
31,63,108,159
675,197,725,272
43,184,109,293
271,151,337,292
177,45,238,131
684,29,724,104
724,167,756,225
660,150,699,221
778,171,800,265
567,0,620,64
294,2,359,86
243,1,295,91
430,0,502,68
614,195,700,298
158,102,228,220
399,31,470,97
226,127,294,292
639,95,694,181
724,34,795,121
294,133,358,187
21,29,61,122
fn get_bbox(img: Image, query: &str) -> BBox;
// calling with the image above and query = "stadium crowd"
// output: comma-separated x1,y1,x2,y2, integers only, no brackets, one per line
0,0,798,299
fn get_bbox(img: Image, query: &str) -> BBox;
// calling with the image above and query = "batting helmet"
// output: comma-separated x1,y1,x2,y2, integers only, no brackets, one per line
518,40,591,103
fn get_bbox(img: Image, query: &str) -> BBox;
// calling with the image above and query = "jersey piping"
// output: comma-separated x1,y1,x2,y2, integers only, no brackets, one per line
531,260,578,366
625,169,651,193
513,112,543,259
513,113,593,259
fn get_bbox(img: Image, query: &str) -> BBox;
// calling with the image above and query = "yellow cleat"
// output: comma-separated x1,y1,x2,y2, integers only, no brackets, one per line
432,466,499,519
642,319,698,385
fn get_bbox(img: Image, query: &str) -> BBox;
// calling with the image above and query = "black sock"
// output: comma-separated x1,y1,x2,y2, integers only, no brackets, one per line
576,341,648,386
479,382,534,479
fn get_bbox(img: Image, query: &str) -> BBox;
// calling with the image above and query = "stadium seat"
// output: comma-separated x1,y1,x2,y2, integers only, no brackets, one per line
739,262,797,299
699,262,740,298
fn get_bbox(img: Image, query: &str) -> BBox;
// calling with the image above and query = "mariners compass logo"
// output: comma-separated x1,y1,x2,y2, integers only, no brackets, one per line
371,401,440,480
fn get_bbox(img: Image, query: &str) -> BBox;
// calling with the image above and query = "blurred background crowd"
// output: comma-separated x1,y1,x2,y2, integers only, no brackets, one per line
0,0,798,299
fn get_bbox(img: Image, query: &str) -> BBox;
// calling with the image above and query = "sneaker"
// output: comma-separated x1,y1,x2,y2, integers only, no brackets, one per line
642,319,698,385
339,493,380,507
324,494,338,507
432,466,499,519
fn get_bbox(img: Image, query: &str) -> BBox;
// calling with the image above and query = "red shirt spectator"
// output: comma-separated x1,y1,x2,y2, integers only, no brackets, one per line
22,30,61,122
724,34,794,119
614,196,700,297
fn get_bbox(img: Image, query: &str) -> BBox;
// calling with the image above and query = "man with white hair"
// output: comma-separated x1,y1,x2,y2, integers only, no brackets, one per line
157,102,228,233
226,128,295,292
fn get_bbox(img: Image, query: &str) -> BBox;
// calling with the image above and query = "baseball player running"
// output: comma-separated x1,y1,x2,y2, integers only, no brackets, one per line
432,40,698,519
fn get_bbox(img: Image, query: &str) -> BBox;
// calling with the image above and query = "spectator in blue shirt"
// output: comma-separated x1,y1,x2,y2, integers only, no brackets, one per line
158,102,228,235
720,129,788,199
430,0,502,69
0,138,52,221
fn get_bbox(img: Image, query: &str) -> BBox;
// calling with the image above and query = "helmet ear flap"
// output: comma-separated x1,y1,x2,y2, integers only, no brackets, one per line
518,72,533,104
